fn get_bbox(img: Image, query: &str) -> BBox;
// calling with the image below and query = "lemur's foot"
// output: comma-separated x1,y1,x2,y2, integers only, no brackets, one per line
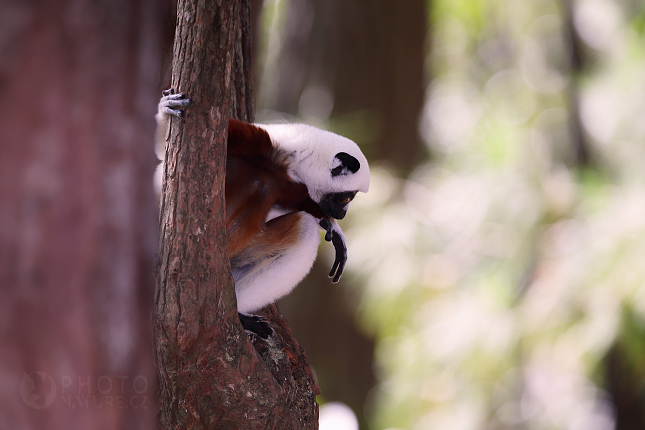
238,312,273,339
159,88,191,117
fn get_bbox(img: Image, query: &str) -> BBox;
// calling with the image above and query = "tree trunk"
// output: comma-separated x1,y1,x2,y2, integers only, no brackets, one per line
561,0,593,167
154,1,319,428
0,0,161,429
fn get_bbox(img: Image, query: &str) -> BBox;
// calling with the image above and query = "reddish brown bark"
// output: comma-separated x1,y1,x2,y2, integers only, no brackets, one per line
0,0,161,429
154,0,319,428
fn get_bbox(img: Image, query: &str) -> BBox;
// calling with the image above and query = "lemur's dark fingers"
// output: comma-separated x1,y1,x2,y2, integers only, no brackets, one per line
238,312,272,339
334,261,346,283
329,232,347,283
329,254,346,283
162,88,174,96
329,259,339,279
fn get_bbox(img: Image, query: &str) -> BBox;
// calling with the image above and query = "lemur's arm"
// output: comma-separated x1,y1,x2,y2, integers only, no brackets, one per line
318,218,347,283
157,88,191,119
156,89,191,150
298,197,348,283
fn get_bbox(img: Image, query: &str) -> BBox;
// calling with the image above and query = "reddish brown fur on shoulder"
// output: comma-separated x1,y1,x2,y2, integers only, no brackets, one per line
224,118,325,260
228,212,303,262
228,118,273,157
225,120,287,256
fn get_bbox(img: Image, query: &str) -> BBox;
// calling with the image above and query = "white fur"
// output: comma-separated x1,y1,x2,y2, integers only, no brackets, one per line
255,123,371,201
233,213,321,313
265,206,291,222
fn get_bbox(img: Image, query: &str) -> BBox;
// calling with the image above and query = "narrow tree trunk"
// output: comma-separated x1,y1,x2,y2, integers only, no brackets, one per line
154,1,319,428
0,0,161,429
561,0,593,167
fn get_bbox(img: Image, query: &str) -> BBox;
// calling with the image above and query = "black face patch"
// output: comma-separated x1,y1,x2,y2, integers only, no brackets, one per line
331,152,360,177
319,191,357,220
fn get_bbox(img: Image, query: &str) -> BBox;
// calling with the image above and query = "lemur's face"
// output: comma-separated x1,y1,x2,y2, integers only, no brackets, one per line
316,151,362,219
255,122,370,208
319,191,357,220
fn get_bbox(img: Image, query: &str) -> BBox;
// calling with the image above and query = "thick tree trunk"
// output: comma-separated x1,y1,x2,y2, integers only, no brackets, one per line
154,1,319,428
0,0,161,429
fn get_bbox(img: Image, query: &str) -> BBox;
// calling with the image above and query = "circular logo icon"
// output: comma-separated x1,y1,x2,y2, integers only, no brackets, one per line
19,372,56,409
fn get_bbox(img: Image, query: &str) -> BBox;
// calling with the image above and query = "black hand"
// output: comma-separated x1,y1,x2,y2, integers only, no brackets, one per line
319,218,347,282
329,230,347,283
319,218,333,242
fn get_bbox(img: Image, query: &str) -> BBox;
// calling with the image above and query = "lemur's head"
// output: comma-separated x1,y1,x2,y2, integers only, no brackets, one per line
257,123,370,220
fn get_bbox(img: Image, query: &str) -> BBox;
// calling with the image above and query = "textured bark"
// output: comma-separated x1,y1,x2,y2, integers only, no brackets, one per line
154,0,319,428
279,264,375,429
0,0,161,429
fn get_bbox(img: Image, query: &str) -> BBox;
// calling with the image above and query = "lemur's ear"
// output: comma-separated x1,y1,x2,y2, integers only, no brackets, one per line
331,152,360,177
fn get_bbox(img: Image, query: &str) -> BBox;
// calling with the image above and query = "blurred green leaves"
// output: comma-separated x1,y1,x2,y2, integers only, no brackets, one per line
253,0,645,427
340,0,645,428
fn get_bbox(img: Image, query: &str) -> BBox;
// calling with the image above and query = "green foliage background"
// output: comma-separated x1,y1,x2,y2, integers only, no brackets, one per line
257,0,645,428
349,1,645,428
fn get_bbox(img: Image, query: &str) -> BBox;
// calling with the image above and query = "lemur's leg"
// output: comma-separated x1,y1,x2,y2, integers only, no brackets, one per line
237,313,273,339
232,212,320,333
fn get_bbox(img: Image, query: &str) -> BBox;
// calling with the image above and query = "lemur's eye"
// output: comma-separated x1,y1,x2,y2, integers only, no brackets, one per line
342,197,352,204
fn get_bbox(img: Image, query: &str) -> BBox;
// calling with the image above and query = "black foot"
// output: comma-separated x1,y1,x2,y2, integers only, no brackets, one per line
238,313,272,339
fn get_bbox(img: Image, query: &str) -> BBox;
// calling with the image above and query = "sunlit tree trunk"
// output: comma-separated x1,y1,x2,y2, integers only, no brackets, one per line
154,1,319,428
0,0,161,428
604,315,645,429
561,0,593,167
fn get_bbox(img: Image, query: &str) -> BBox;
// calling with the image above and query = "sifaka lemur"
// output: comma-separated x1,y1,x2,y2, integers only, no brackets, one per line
157,90,370,337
